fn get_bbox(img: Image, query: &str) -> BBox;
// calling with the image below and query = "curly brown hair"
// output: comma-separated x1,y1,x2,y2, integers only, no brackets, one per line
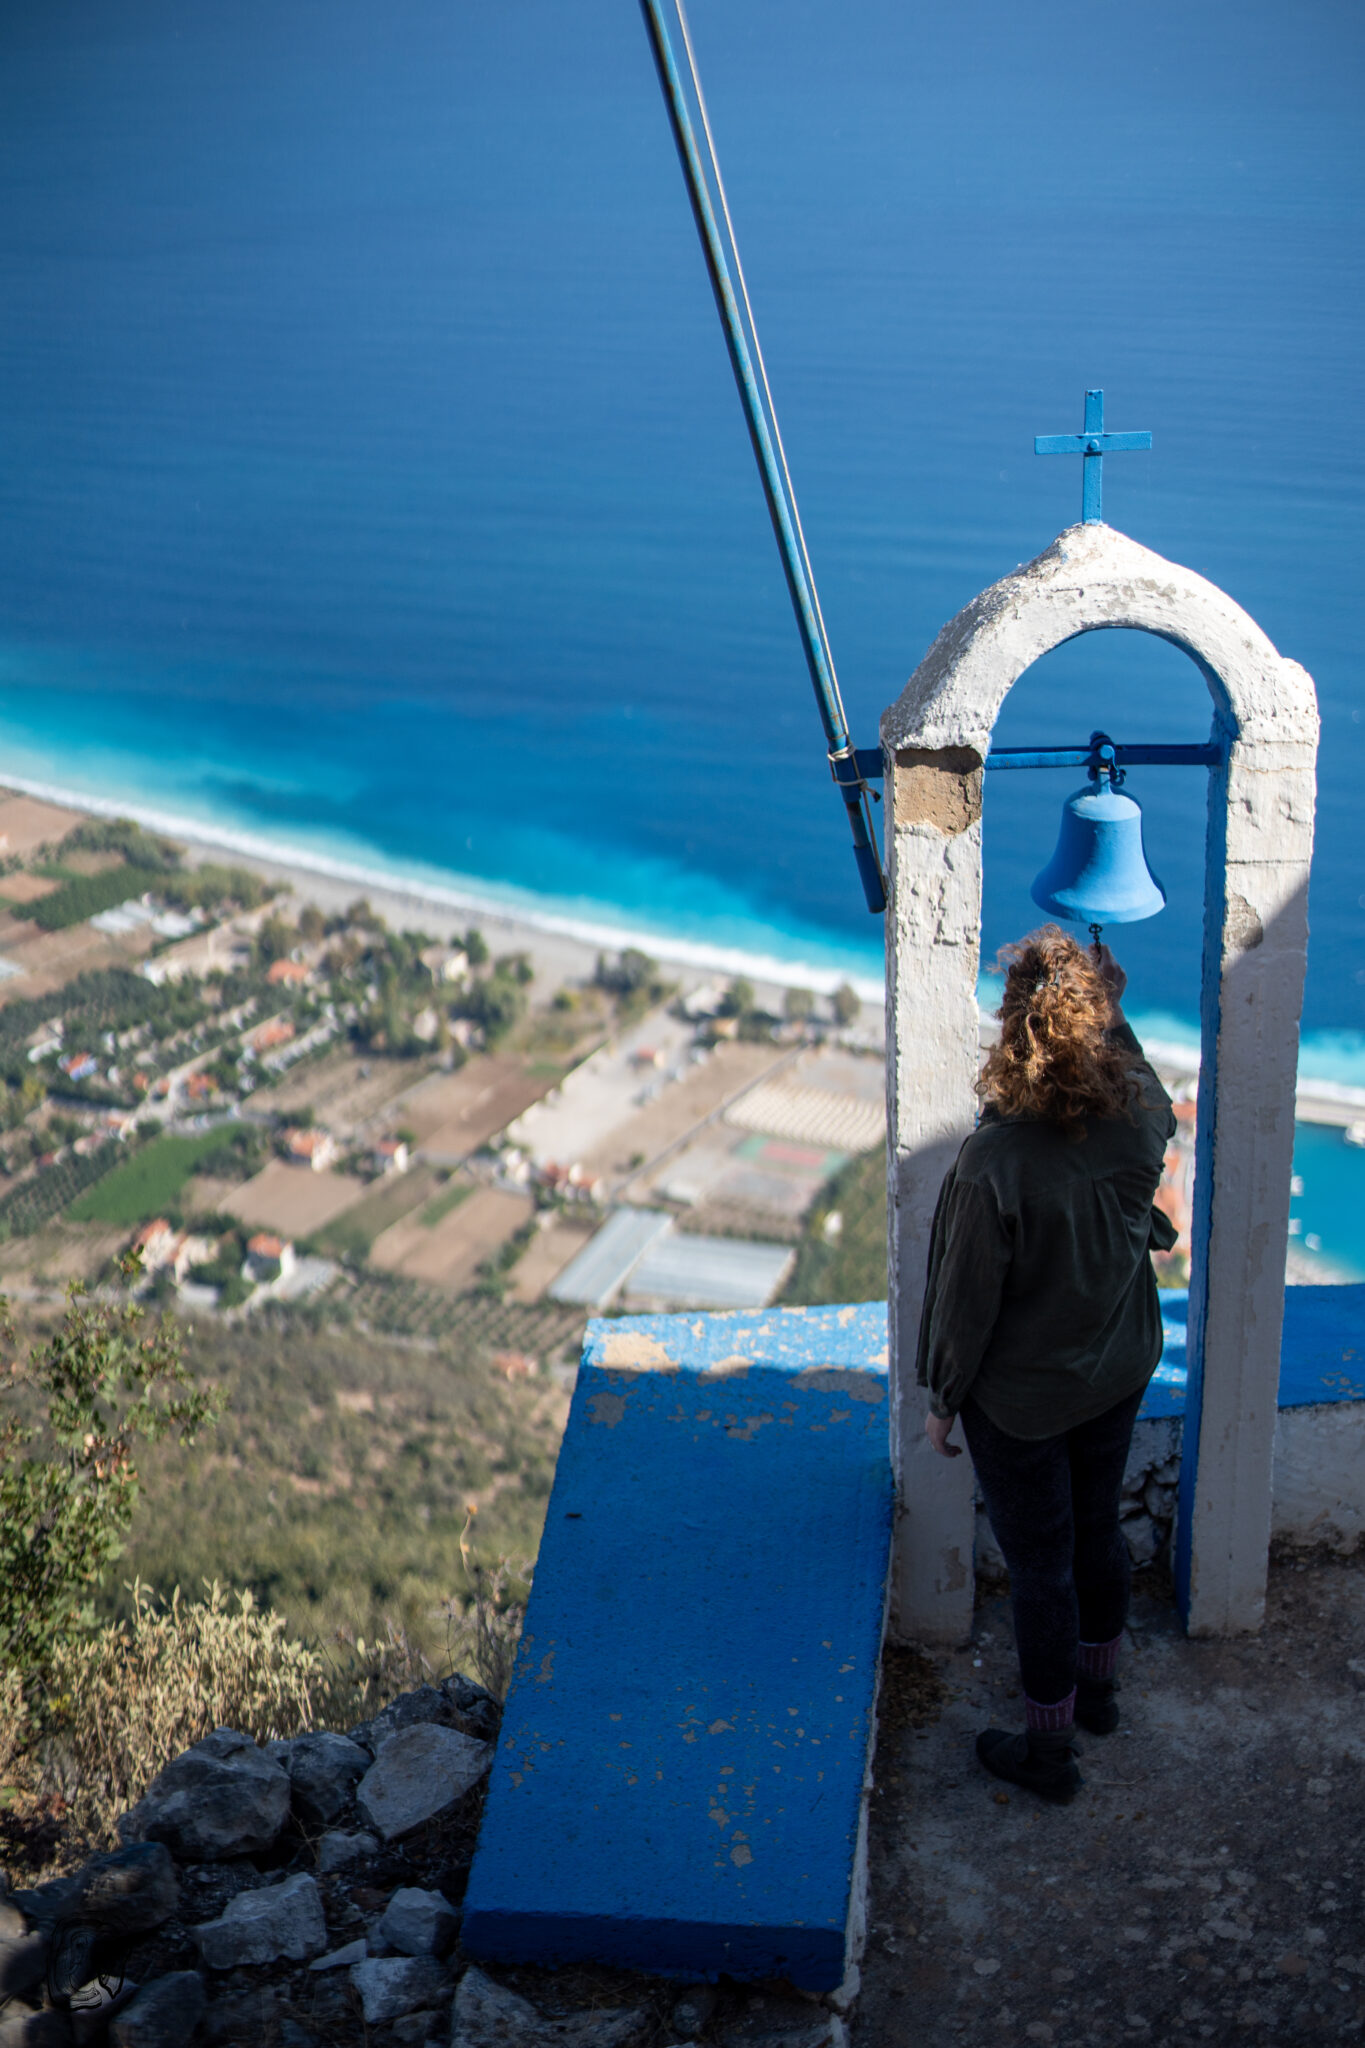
979,925,1138,1140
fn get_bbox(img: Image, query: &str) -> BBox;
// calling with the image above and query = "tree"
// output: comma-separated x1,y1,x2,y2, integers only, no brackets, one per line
0,1269,219,1681
463,927,490,967
720,977,755,1019
459,973,525,1045
594,948,656,998
783,986,815,1023
255,916,296,967
297,904,326,944
831,983,861,1028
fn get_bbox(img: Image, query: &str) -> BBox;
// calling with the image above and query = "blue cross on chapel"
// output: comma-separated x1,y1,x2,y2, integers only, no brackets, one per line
1035,388,1152,524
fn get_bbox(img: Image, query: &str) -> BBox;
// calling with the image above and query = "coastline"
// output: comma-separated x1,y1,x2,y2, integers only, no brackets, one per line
0,770,887,1011
1,769,1361,1117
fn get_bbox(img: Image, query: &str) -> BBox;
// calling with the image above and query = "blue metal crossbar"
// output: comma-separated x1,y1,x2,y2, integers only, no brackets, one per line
851,737,1222,781
638,0,886,914
1035,388,1152,524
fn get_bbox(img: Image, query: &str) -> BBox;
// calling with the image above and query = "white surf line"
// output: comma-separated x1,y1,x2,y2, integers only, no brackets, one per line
0,769,887,1004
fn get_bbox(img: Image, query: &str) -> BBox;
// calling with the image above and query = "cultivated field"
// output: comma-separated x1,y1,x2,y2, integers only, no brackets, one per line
224,1159,369,1235
311,1164,442,1261
70,1128,250,1225
0,872,58,906
371,1184,534,1289
599,1039,794,1191
508,1219,594,1303
401,1056,558,1160
0,792,87,857
0,1217,127,1286
245,1048,435,1137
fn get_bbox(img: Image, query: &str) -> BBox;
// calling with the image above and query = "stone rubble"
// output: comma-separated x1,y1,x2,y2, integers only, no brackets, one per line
349,1955,451,2025
0,1675,853,2048
119,1731,291,1863
107,1971,207,2048
450,1967,650,2047
191,1873,327,1970
267,1734,370,1828
355,1725,491,1841
377,1887,459,1958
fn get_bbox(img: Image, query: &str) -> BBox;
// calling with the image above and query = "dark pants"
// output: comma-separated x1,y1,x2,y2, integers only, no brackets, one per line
960,1387,1145,1708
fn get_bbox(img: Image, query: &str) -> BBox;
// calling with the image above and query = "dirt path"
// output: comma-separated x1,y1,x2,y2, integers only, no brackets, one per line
858,1556,1365,2048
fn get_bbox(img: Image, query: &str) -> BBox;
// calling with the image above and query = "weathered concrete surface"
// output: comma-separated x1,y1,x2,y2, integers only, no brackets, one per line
880,521,1318,1645
856,1555,1365,2048
462,1303,893,1991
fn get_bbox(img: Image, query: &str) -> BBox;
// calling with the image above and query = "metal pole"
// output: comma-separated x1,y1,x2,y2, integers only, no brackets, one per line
638,0,885,914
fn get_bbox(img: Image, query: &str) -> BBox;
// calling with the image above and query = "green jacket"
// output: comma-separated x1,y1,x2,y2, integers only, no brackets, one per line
916,1022,1178,1440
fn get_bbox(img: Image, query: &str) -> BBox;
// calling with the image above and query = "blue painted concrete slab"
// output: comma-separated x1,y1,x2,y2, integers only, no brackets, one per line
462,1302,893,1990
1141,1284,1365,1420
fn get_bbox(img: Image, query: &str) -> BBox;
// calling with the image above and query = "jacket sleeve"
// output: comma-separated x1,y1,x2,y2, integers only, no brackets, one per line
915,1166,1014,1419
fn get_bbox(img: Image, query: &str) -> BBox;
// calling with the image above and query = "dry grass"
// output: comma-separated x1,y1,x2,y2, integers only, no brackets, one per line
5,1580,327,1858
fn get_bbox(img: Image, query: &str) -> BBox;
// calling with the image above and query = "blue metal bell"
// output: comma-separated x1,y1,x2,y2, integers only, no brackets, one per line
1030,778,1166,930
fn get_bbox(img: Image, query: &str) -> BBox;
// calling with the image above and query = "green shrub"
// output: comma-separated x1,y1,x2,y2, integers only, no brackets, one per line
0,1276,219,1682
57,818,182,874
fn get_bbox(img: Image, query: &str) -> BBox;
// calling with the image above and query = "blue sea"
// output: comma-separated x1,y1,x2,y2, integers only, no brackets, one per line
0,0,1362,1260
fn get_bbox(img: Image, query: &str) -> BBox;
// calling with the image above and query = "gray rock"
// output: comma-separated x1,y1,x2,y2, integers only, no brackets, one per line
718,2003,843,2048
348,1956,451,2025
191,1872,327,1970
348,1684,452,1755
1122,1512,1163,1565
202,1989,279,2045
275,1732,370,1827
0,2016,73,2048
0,1934,48,2000
356,1725,490,1840
316,1829,379,1874
671,1988,718,2036
72,1844,179,1936
450,1968,649,2048
444,1673,501,1740
309,1938,368,1972
390,2018,440,2047
108,1973,206,2048
378,1887,459,1958
120,1730,290,1863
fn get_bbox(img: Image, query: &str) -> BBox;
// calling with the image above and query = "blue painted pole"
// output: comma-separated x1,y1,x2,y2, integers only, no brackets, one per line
638,0,885,914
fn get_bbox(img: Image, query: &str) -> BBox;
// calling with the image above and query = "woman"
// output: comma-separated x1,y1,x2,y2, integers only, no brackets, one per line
917,925,1178,1804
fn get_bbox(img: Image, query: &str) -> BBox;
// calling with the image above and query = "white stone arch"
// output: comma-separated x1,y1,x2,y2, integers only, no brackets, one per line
880,521,1318,1643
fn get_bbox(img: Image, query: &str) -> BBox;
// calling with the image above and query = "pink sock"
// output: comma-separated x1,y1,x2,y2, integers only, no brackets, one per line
1025,1689,1076,1734
1078,1633,1122,1681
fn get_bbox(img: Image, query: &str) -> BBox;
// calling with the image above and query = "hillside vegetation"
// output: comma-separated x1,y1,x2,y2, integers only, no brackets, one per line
104,1305,573,1663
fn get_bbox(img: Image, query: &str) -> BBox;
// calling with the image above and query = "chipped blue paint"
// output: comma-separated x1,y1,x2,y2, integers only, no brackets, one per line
1141,1286,1365,1419
461,1302,892,1990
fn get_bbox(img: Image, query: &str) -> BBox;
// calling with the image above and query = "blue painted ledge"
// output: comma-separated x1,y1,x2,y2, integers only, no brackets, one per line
462,1302,893,1991
1142,1284,1365,1419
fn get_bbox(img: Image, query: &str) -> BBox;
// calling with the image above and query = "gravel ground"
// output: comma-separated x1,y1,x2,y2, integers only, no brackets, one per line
857,1555,1365,2048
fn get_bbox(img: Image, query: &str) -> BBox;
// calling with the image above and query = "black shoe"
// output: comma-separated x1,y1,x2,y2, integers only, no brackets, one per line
976,1727,1083,1804
1075,1675,1120,1735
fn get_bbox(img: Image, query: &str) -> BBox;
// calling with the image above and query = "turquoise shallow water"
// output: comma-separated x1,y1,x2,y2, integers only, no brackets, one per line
0,2,1360,1066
